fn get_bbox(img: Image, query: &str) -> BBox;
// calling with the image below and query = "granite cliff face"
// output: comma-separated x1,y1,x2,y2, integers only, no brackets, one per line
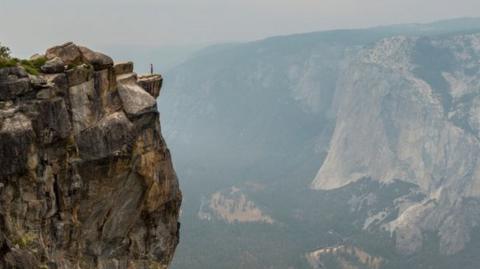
0,42,181,269
312,34,480,255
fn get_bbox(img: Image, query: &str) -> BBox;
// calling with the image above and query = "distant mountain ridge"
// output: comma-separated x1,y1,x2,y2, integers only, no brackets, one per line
184,17,480,60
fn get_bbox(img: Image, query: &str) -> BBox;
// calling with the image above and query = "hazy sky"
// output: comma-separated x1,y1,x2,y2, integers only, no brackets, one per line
1,0,480,56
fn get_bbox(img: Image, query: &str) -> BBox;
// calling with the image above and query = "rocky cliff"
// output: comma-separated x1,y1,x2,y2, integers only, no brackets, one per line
0,42,181,269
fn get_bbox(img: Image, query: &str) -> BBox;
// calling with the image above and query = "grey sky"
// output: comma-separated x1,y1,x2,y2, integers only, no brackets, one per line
1,0,480,56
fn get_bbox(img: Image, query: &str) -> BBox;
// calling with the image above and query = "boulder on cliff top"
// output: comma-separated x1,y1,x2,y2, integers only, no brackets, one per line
114,61,134,75
79,46,114,70
45,42,113,71
41,57,66,74
45,42,83,65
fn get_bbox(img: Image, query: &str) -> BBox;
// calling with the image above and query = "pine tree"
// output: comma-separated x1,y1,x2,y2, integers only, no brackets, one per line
0,43,10,59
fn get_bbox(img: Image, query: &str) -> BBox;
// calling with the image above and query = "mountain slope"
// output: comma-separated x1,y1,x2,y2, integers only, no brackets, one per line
159,18,480,268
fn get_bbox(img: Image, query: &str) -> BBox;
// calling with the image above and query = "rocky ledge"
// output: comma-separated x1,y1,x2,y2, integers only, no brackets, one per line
0,42,181,269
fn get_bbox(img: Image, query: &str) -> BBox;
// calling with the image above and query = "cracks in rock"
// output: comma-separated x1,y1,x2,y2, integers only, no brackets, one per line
0,215,10,262
0,240,9,262
52,175,62,219
98,207,113,240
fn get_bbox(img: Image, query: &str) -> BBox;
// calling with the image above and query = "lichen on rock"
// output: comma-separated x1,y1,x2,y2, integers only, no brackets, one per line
0,42,181,269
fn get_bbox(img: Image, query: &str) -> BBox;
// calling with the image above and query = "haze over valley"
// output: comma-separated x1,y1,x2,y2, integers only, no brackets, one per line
160,18,480,268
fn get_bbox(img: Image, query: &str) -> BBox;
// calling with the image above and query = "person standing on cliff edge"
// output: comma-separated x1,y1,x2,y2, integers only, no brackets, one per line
150,63,154,74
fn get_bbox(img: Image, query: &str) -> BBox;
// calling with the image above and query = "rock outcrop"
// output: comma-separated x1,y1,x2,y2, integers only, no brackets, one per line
198,187,274,224
306,245,384,269
0,42,181,269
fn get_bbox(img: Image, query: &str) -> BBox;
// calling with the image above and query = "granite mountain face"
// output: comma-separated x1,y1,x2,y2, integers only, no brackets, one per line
161,18,480,268
312,34,480,256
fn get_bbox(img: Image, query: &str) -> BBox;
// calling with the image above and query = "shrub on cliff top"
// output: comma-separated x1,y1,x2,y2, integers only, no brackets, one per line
19,58,47,75
0,43,15,69
0,43,47,75
0,57,46,75
0,43,10,59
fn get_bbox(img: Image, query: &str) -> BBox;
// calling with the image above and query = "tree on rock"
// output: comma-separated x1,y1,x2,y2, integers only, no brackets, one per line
0,43,10,59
